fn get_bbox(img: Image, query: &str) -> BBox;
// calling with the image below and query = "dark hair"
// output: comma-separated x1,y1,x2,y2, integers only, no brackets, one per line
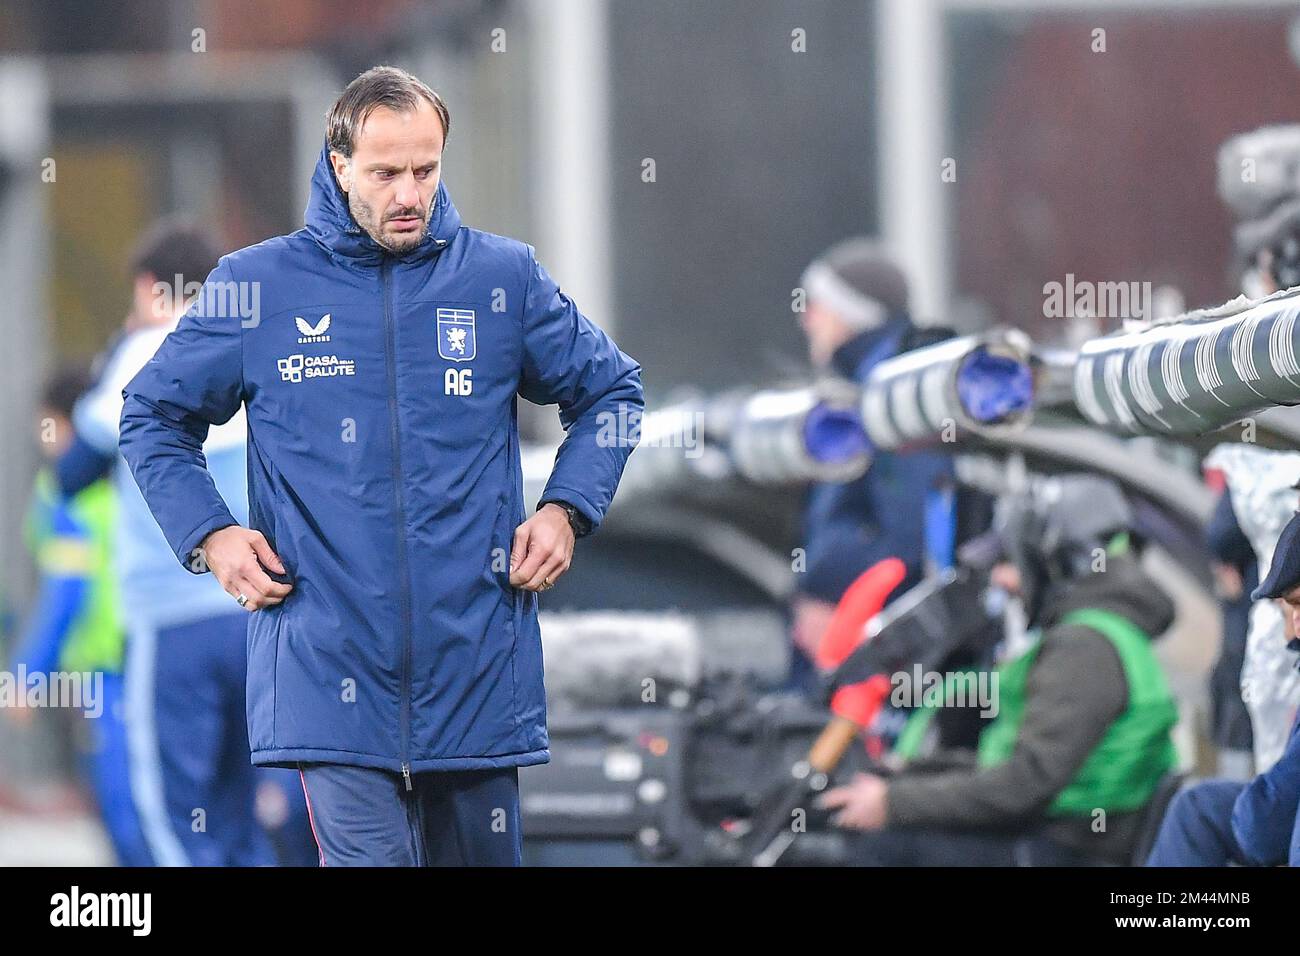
42,362,93,418
326,65,450,158
129,219,221,291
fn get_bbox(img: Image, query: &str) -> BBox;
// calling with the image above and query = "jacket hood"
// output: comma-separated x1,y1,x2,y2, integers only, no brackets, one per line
304,139,462,265
1039,552,1176,639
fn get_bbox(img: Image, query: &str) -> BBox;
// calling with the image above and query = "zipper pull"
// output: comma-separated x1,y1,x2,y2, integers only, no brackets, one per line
402,763,413,792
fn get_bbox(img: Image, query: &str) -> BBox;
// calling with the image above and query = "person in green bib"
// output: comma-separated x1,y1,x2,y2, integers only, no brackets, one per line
820,474,1180,865
6,365,153,865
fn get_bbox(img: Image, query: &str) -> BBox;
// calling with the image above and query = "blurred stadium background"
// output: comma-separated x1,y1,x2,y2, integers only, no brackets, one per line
3,0,1300,865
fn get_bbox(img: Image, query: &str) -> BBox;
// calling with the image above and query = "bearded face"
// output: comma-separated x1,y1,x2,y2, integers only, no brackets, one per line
329,99,444,255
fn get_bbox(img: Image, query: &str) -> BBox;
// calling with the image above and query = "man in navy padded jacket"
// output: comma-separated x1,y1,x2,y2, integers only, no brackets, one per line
118,66,644,866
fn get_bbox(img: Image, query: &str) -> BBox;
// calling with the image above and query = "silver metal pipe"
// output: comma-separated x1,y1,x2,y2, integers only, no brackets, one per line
860,329,1035,450
722,385,869,485
1074,287,1300,436
527,386,873,511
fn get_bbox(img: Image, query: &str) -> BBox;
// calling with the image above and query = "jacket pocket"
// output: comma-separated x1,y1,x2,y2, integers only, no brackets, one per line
246,603,281,750
508,580,529,743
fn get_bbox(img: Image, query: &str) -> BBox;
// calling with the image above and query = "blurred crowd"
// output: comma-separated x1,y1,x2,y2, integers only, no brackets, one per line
782,123,1300,867
5,105,1300,866
4,222,316,866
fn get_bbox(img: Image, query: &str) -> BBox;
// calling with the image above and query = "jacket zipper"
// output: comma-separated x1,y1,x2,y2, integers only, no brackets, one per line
381,259,415,792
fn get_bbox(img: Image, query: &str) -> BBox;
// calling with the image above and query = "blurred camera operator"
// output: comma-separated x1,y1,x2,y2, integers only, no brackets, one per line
821,475,1180,866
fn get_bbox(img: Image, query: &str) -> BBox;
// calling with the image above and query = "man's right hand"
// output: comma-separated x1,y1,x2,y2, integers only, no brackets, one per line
200,526,293,611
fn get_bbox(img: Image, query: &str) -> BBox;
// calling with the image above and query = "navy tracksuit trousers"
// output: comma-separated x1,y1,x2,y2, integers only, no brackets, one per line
297,762,522,866
126,611,315,866
125,612,275,866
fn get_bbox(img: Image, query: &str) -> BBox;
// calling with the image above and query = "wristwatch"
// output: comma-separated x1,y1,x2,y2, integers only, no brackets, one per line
539,499,592,539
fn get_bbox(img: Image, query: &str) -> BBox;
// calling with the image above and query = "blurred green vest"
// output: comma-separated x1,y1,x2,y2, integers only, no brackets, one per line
26,470,124,675
977,607,1177,815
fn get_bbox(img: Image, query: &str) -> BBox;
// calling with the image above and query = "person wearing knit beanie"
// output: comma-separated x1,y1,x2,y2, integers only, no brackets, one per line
789,239,958,695
798,238,912,368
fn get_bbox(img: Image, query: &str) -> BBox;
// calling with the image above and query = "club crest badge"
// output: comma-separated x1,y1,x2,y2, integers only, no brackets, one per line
437,308,476,362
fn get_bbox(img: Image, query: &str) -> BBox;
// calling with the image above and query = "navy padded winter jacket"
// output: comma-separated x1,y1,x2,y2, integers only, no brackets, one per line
119,143,643,775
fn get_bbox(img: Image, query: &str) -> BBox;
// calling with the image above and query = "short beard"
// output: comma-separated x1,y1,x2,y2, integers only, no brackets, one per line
347,190,432,255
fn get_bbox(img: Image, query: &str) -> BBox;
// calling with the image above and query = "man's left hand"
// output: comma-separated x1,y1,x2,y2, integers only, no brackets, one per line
818,772,890,831
509,503,575,592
